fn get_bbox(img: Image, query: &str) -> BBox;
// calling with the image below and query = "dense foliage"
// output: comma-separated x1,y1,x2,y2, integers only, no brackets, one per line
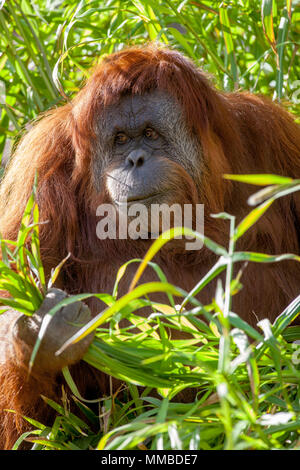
0,0,299,451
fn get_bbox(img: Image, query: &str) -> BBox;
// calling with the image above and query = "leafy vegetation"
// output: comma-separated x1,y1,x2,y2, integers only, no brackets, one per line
0,0,299,451
1,174,299,450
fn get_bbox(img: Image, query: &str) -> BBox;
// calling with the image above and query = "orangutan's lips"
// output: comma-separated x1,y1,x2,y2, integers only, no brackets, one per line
115,193,159,206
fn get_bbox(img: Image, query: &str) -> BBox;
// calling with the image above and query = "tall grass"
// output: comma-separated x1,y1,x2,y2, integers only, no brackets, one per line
1,175,299,450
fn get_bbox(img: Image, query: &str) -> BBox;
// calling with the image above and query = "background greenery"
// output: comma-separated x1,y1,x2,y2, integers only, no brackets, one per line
0,0,300,451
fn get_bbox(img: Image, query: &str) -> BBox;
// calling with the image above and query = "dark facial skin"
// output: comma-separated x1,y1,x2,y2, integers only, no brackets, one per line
93,89,202,206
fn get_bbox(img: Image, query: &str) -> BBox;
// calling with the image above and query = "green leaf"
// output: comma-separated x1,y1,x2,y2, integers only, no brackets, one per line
56,282,184,355
130,227,227,292
219,7,238,86
224,174,295,186
276,13,290,101
261,0,276,46
234,198,274,241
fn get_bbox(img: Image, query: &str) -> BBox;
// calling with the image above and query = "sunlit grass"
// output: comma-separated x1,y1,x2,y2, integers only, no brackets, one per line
1,174,299,450
0,0,299,451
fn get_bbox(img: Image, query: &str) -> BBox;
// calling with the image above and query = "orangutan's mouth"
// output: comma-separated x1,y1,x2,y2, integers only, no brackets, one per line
114,193,160,206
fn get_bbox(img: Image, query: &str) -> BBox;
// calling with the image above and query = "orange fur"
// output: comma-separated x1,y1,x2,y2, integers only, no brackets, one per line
0,43,300,448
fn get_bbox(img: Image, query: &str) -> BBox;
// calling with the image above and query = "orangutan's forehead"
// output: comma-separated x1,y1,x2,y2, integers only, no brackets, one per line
98,89,184,136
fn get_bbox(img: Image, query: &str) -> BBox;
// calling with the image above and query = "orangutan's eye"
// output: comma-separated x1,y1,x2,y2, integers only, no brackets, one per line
144,127,158,140
115,132,129,145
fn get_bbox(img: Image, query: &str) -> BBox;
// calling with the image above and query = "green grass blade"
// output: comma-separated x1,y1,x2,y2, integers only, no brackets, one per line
233,198,274,241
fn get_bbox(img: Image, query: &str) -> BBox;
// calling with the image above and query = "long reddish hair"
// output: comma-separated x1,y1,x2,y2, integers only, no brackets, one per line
1,43,300,450
0,42,300,276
